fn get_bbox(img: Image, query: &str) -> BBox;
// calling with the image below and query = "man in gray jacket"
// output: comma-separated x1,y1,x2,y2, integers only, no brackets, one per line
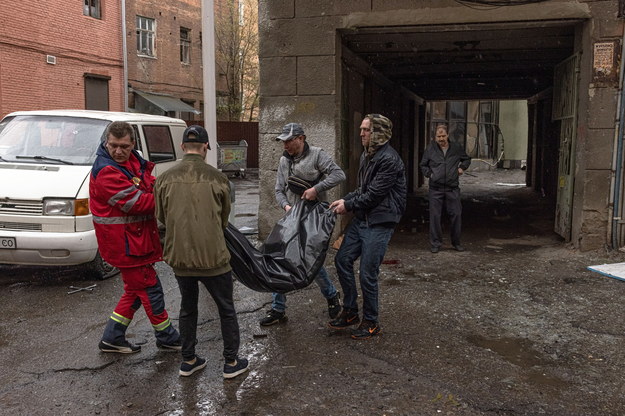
155,125,249,379
259,122,346,326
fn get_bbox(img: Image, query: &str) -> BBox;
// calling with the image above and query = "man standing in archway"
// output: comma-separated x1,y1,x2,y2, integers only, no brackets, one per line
420,124,471,253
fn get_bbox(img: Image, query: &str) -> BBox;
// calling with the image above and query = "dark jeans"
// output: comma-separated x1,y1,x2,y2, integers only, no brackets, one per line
335,218,394,323
428,187,462,248
175,271,240,362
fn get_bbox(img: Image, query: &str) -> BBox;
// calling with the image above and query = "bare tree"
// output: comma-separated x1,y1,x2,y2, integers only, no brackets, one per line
215,0,259,122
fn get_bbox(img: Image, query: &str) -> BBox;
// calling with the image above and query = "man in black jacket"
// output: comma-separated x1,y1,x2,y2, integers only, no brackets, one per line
420,124,471,253
329,114,406,340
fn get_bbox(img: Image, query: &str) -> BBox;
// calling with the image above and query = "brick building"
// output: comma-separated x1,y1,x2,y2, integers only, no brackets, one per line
257,0,625,251
0,1,125,118
126,0,207,120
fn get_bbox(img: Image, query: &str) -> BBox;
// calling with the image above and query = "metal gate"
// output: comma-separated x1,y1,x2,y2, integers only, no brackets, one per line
552,54,580,240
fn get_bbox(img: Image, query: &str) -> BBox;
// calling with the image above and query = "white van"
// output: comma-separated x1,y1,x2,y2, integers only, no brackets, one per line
0,110,187,279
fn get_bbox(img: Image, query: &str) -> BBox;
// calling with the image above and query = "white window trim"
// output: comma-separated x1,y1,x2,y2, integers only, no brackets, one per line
136,16,156,58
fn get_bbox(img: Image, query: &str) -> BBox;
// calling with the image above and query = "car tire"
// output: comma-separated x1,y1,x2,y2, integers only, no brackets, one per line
84,252,119,280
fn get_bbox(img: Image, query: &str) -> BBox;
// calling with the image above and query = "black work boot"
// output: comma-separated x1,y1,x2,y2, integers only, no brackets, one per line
327,292,341,319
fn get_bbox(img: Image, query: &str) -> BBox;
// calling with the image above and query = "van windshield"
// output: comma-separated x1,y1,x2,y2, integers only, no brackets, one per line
0,115,109,165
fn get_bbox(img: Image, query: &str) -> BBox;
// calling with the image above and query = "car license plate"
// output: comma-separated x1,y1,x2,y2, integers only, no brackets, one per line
0,237,16,249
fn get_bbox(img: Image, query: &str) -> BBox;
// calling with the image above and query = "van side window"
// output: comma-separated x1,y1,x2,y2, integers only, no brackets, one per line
142,125,175,163
132,125,142,152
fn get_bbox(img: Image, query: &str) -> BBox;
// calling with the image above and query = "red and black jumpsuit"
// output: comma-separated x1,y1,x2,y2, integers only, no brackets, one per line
90,143,179,346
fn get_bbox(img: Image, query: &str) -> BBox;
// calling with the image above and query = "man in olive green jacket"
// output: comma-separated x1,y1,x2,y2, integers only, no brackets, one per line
155,125,249,379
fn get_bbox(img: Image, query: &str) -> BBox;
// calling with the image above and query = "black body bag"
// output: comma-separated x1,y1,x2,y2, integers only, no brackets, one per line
224,200,336,293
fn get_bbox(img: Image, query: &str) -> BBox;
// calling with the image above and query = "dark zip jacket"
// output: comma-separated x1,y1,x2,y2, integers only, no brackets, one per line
420,140,471,190
344,142,406,226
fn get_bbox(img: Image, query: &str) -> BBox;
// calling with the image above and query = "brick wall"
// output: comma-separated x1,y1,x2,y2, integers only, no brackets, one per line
126,0,205,115
0,1,124,118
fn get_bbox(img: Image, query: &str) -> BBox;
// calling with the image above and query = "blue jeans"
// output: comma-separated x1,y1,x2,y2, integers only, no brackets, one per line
335,218,394,322
271,266,337,312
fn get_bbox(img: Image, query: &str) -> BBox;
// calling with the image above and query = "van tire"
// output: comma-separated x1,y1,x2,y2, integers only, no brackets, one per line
84,252,119,280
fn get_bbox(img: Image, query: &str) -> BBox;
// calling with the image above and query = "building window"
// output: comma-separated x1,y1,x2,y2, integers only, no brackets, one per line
426,100,500,159
180,28,191,64
83,0,101,19
136,16,155,57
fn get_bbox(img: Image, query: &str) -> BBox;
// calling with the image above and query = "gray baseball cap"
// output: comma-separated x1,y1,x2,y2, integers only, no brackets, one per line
276,123,305,141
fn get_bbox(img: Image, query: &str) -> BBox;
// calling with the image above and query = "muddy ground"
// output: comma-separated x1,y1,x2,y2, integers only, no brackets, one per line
1,169,625,415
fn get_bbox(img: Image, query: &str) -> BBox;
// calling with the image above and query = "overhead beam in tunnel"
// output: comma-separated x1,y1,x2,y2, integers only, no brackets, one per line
341,20,578,101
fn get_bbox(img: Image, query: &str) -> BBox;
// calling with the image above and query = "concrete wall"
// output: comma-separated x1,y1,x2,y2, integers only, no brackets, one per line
258,1,344,237
0,1,124,118
571,0,622,250
498,100,528,163
258,0,622,250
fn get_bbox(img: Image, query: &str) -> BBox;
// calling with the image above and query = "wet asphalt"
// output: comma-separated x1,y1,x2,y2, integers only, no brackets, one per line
2,172,625,415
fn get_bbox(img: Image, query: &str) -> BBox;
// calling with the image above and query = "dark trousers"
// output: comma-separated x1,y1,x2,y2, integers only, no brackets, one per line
335,218,394,323
175,271,240,362
428,187,462,248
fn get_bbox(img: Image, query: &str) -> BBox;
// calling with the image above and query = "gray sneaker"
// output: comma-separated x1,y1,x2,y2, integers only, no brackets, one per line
156,340,182,351
98,340,141,354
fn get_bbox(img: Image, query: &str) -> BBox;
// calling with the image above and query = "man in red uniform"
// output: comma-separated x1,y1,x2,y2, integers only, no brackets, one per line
90,121,180,353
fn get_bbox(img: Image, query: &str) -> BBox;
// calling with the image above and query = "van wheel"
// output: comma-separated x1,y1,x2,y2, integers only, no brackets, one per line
83,252,119,280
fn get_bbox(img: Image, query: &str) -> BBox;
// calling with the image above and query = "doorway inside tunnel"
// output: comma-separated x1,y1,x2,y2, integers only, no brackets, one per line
339,19,581,242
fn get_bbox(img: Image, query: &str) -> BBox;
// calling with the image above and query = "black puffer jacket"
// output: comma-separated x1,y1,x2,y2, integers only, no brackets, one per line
344,142,407,226
420,141,471,190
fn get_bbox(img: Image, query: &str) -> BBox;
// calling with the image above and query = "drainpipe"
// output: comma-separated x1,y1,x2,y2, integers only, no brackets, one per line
202,0,218,167
611,30,625,249
121,0,129,111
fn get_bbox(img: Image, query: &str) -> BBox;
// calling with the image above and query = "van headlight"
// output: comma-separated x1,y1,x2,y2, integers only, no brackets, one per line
43,198,90,216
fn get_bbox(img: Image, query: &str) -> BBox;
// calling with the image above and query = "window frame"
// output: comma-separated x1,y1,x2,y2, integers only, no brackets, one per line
425,100,500,159
136,16,156,57
180,27,191,64
141,125,176,163
83,0,101,19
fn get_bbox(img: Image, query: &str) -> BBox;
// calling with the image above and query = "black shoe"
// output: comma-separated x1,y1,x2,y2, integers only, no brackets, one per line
156,340,182,351
223,357,250,379
259,309,288,326
351,319,381,340
431,246,439,253
98,340,141,354
328,309,360,329
453,244,465,252
179,356,207,377
327,292,341,319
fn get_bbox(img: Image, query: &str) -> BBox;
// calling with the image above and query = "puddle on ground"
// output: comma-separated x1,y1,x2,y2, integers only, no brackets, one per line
467,335,547,366
466,335,568,388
